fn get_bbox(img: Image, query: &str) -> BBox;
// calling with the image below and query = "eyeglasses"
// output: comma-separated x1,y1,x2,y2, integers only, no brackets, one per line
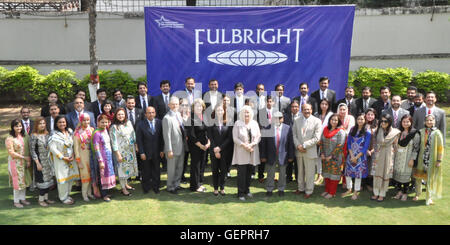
181,104,189,107
381,120,388,123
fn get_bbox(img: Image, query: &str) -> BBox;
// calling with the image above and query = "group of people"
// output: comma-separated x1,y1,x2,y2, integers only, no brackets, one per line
6,77,445,208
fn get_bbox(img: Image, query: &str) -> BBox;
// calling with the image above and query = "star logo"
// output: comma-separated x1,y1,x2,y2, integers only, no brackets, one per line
155,16,184,28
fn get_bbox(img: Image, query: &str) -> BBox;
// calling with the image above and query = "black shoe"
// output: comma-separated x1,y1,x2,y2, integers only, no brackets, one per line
278,191,285,197
266,191,273,197
169,189,178,194
143,190,149,194
176,186,185,190
73,186,82,192
153,189,160,194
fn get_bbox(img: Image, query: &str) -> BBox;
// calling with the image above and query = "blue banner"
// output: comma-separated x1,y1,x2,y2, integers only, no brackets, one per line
145,6,354,98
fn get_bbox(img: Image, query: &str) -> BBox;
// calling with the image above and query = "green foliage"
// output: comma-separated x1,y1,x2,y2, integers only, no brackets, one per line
413,70,450,102
350,67,413,98
42,70,80,104
2,66,45,101
79,70,139,101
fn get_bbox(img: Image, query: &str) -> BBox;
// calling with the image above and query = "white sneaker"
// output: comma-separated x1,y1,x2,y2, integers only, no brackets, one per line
239,196,246,201
247,193,253,198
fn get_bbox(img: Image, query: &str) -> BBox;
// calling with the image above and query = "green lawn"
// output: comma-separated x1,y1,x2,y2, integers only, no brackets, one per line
0,107,449,225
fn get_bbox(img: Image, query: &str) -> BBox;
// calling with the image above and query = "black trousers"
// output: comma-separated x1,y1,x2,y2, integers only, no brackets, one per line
190,147,205,190
39,188,50,196
136,150,143,181
200,152,208,183
211,153,228,190
141,157,161,193
286,158,298,181
237,164,253,197
258,162,265,179
182,151,190,180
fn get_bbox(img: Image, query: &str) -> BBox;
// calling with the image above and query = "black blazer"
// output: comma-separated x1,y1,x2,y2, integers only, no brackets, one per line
126,108,144,129
207,122,233,156
135,95,153,110
152,94,170,120
45,115,65,132
335,98,358,116
355,97,377,115
91,100,102,120
283,112,301,127
371,99,391,119
202,91,223,110
136,118,164,159
41,103,66,118
188,114,209,147
311,89,336,113
292,96,318,115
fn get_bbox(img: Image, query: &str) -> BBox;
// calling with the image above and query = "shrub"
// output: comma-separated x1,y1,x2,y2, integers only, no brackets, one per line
79,70,139,101
413,70,450,102
350,67,413,98
3,66,45,102
42,69,81,104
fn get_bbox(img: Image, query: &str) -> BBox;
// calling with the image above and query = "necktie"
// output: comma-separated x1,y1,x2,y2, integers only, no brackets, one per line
394,111,398,126
24,121,29,133
321,91,324,100
142,97,147,110
150,121,155,134
301,97,305,106
129,111,134,125
364,100,367,111
428,109,431,115
268,110,272,123
164,95,169,107
276,127,280,155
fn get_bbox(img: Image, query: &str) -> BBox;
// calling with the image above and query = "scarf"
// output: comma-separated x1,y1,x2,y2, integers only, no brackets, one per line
74,113,93,150
398,129,417,147
324,126,347,158
423,127,437,169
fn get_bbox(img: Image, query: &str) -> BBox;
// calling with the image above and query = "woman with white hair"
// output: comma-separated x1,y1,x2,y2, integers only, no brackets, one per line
232,105,261,201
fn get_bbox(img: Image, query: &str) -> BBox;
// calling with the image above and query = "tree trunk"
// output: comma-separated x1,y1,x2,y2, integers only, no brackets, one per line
88,0,99,102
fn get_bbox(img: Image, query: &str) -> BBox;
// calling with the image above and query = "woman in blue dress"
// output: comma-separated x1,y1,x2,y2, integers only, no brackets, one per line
343,113,371,200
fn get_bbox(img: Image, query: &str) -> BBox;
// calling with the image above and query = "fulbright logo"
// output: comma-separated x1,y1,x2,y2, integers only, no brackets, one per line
208,50,288,66
155,16,184,28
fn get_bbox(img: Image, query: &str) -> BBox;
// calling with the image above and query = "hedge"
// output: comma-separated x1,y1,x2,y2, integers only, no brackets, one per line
0,66,448,104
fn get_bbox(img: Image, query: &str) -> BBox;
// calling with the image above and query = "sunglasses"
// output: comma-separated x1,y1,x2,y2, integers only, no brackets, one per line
381,120,388,123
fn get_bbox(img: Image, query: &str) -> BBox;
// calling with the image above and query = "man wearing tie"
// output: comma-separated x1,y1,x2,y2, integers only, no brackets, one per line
45,103,63,133
273,84,291,114
311,77,337,112
408,93,425,117
413,91,446,143
163,96,188,194
292,103,323,199
260,112,294,197
232,82,247,121
283,100,300,182
136,106,165,194
112,89,126,110
382,95,409,129
371,86,392,119
203,79,222,125
136,82,153,111
292,83,318,115
125,96,144,129
20,107,33,135
153,80,171,120
91,88,107,120
65,98,96,131
401,86,418,111
257,95,275,183
355,86,377,115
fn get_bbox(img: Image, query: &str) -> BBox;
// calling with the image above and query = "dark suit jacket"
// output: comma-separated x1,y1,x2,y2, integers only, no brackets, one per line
135,95,153,110
335,98,358,116
292,96,318,115
372,99,391,119
136,118,164,159
65,101,92,114
65,111,96,131
188,114,209,146
152,93,170,120
91,100,103,121
381,107,410,129
45,115,65,133
203,91,223,110
259,123,294,166
283,112,301,127
311,89,336,113
232,95,248,122
355,97,377,115
207,122,233,156
126,107,144,129
41,103,66,118
21,119,34,135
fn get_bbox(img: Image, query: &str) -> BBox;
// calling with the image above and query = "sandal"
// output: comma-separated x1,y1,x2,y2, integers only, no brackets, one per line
103,197,111,202
62,199,74,205
20,200,31,206
371,195,378,201
341,190,352,197
39,201,48,207
412,196,419,201
14,202,24,208
321,192,328,197
45,199,56,204
351,193,358,200
121,191,132,196
220,190,226,196
324,194,335,199
126,186,136,191
213,191,219,196
394,191,403,200
401,194,408,201
377,197,384,202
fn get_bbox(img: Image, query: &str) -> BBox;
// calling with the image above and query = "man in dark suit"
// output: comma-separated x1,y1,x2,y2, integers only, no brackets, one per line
41,91,66,118
45,103,63,133
371,86,391,119
413,91,446,143
125,96,144,129
283,100,300,182
257,95,275,183
260,112,295,197
173,77,202,107
136,106,165,194
381,95,410,129
335,86,358,116
203,79,222,110
273,84,291,114
112,89,126,110
65,98,96,131
91,88,107,120
355,86,377,115
311,76,337,112
153,80,171,120
136,82,153,111
292,83,318,115
232,82,248,122
408,93,425,117
401,86,418,111
20,106,33,135
65,89,92,113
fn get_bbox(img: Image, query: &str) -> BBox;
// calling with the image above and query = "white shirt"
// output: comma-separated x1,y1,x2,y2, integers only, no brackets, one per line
147,119,155,131
209,91,218,109
163,93,170,106
50,117,55,131
320,89,327,100
426,106,435,115
22,119,31,132
299,95,308,105
257,95,266,110
236,95,244,113
139,95,148,108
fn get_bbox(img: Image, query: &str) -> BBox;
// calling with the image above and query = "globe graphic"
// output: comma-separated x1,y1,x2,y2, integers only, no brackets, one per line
207,50,288,66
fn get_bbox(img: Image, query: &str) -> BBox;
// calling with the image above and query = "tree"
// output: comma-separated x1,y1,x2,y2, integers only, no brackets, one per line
88,0,99,102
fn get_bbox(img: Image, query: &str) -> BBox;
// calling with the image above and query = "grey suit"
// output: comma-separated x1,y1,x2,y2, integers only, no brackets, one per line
292,115,323,194
162,110,187,191
412,106,446,143
273,95,291,114
382,107,410,129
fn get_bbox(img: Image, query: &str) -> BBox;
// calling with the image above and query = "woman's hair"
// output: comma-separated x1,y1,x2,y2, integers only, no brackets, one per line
32,117,48,135
350,113,366,137
365,108,378,129
9,119,25,137
101,100,115,114
192,98,206,113
53,115,68,133
238,105,254,122
211,102,227,124
319,98,331,114
97,114,110,126
377,114,393,137
327,113,342,130
112,108,128,125
337,103,348,114
424,114,436,128
398,114,413,132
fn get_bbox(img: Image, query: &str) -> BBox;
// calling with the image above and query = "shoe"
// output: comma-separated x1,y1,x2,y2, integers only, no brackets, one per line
45,199,56,204
126,186,136,191
213,191,219,196
83,198,90,202
401,194,408,201
103,197,111,202
20,200,31,206
324,194,334,199
121,191,132,196
321,192,328,197
377,197,384,202
278,191,284,197
304,194,312,199
371,195,378,201
258,178,264,183
169,189,178,195
247,193,253,198
239,196,246,201
196,187,206,193
220,190,226,196
274,179,278,182
14,203,24,208
266,191,273,197
39,201,48,207
294,190,303,195
62,199,74,205
351,192,359,200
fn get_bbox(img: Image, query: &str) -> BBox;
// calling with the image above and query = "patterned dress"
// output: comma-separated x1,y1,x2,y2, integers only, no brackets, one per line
48,130,80,185
6,135,32,190
73,127,94,184
92,128,116,190
345,129,371,179
30,134,55,189
320,129,346,180
393,131,420,183
109,121,138,180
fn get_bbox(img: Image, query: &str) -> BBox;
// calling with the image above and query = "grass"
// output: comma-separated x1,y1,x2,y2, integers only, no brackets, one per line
0,105,449,225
